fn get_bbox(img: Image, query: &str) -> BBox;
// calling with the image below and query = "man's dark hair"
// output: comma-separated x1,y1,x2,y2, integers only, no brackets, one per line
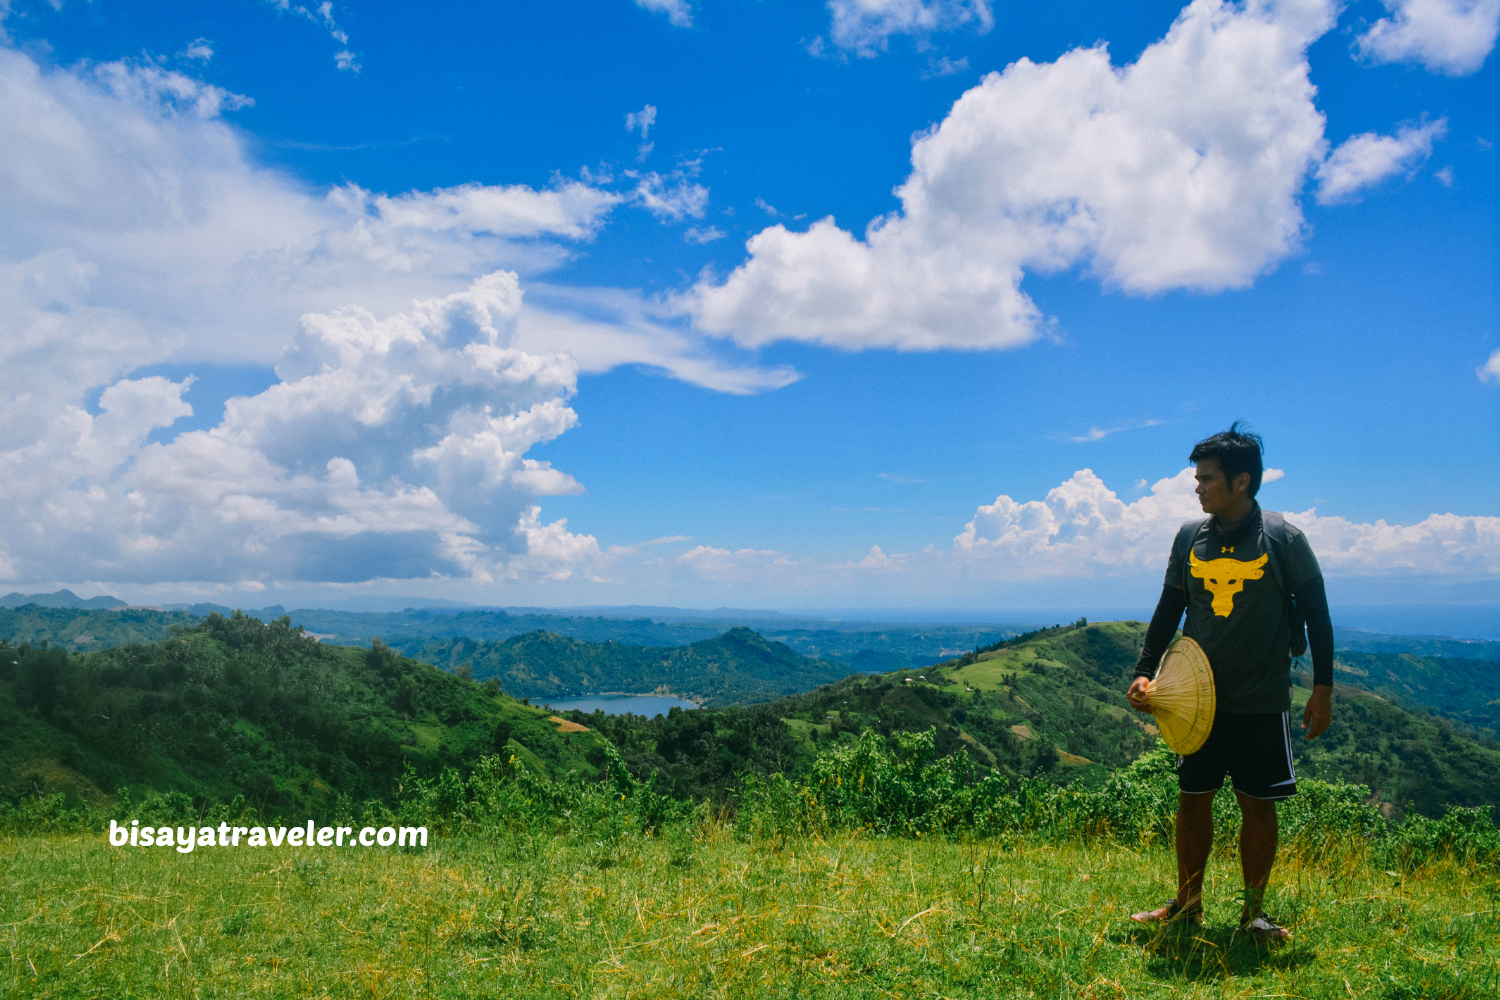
1189,421,1265,497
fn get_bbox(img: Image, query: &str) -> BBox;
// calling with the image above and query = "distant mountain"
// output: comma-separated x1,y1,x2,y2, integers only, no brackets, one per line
399,627,855,708
0,590,126,611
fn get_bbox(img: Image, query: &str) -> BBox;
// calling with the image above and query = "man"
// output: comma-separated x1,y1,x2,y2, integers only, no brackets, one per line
1127,424,1334,941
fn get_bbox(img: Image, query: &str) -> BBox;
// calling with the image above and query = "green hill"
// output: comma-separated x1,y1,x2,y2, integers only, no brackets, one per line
1329,650,1500,732
0,605,197,652
0,613,609,818
395,627,854,707
5,614,1498,824
573,620,1500,819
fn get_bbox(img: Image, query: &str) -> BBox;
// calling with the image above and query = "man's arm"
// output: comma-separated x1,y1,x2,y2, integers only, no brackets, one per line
1128,584,1188,711
1294,575,1334,738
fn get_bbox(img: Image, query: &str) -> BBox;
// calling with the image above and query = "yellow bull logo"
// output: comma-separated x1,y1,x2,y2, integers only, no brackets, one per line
1189,551,1269,617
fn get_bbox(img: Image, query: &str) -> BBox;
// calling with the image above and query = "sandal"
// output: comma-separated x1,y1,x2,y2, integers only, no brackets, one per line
1130,898,1203,925
1239,911,1291,941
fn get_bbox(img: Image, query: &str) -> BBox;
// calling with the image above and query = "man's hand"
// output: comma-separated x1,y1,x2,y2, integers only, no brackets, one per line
1302,684,1332,739
1127,676,1154,714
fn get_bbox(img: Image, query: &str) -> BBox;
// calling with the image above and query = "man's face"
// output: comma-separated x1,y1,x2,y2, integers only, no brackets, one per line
1194,459,1238,515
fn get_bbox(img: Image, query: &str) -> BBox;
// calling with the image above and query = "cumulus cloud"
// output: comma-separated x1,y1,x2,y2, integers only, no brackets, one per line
684,0,1339,352
956,468,1500,578
1315,119,1447,204
1357,0,1500,76
635,0,693,29
0,43,791,591
0,273,606,586
663,467,1499,595
827,0,994,57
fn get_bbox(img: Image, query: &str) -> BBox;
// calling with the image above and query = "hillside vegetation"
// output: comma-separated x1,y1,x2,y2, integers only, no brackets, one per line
3,614,1499,824
0,613,611,818
572,620,1500,820
399,627,851,707
0,605,196,653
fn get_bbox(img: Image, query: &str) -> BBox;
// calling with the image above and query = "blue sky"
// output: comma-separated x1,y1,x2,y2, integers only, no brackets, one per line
0,0,1495,619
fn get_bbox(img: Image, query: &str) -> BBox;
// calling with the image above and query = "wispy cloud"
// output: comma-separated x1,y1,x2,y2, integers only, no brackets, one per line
1060,419,1165,443
684,225,724,244
625,104,657,161
643,535,692,545
635,0,693,29
266,0,360,72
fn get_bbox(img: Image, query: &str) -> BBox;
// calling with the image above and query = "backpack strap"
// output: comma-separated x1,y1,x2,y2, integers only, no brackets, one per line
1174,517,1211,592
1261,511,1308,657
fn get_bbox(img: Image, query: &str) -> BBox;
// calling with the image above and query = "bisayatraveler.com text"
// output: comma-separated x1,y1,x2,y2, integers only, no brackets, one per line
108,820,428,853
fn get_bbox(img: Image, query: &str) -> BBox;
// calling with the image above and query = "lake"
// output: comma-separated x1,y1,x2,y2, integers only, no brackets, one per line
541,694,699,717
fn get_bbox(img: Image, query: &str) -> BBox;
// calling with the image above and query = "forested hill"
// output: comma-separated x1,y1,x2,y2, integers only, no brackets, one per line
573,620,1500,820
3,614,1499,824
397,628,853,708
0,613,609,819
0,605,198,652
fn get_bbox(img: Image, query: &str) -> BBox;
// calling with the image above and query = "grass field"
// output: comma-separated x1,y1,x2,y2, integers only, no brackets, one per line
3,821,1494,998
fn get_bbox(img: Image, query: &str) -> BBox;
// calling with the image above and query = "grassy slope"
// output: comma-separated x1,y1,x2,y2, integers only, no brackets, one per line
400,627,854,707
2,829,1489,999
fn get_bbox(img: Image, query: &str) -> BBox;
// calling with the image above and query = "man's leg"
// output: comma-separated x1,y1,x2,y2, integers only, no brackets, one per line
1176,790,1216,908
1235,790,1278,918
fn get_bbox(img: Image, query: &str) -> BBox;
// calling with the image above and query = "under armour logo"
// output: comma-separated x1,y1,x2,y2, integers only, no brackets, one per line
1220,546,1234,554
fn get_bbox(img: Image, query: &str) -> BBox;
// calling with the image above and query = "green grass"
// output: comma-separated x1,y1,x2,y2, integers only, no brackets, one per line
3,825,1494,998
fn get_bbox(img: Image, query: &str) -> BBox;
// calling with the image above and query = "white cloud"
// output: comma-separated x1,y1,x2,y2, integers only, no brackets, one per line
0,44,794,591
635,0,693,29
625,103,657,161
661,467,1499,596
1062,419,1165,442
1479,348,1500,384
181,39,214,62
0,273,607,586
1357,0,1500,76
266,0,361,72
513,287,800,395
684,225,725,244
1315,118,1447,204
828,0,994,57
625,104,657,140
684,0,1340,352
954,467,1500,578
1434,165,1454,186
631,170,709,221
922,55,970,78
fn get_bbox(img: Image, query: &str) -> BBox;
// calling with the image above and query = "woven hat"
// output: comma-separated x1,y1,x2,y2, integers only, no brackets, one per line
1147,636,1216,755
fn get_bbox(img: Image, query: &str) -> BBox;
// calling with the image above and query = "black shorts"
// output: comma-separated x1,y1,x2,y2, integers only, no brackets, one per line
1176,711,1298,800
